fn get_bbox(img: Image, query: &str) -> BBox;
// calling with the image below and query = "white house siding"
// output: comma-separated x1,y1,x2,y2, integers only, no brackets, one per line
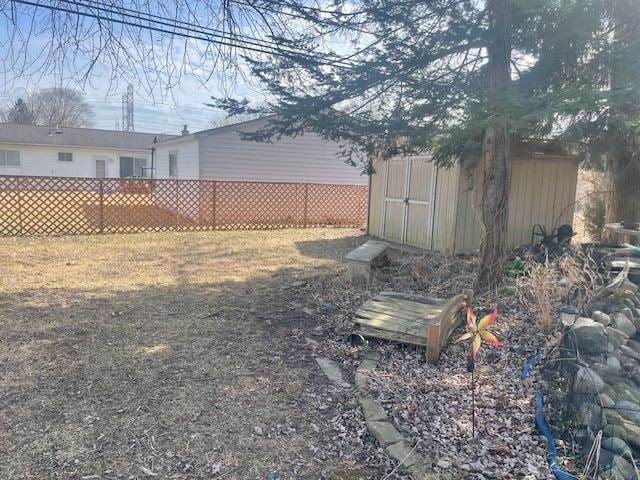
0,143,151,178
153,137,200,180
197,123,368,185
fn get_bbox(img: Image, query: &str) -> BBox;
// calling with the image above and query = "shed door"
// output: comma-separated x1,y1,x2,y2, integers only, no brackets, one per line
382,156,436,248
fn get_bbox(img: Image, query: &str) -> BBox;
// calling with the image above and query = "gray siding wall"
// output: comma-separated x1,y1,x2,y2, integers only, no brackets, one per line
197,121,367,185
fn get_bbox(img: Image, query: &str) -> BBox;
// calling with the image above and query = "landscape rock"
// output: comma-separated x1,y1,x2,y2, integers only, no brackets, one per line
315,357,350,388
616,400,640,425
600,453,636,480
604,424,627,440
574,367,605,394
612,383,640,405
591,364,626,387
612,313,637,337
572,318,609,354
367,421,404,447
579,402,604,430
598,393,616,408
626,339,640,356
623,280,639,294
606,356,623,373
606,327,629,351
593,311,612,326
605,410,640,449
627,366,640,386
621,308,634,322
602,437,632,458
620,345,640,361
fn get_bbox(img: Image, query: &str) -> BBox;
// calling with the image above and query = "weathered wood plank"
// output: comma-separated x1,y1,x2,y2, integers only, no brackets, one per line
358,304,442,325
355,326,426,347
355,308,426,328
377,291,446,305
368,297,444,318
354,311,427,337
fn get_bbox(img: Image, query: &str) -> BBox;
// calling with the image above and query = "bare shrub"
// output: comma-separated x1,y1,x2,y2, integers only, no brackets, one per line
515,260,561,329
578,171,607,242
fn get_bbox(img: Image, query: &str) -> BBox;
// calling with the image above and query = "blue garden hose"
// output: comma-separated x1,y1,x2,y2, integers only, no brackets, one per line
522,352,574,480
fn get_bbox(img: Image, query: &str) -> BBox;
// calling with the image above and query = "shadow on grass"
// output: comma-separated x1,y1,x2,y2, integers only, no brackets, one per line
0,263,373,480
294,230,367,261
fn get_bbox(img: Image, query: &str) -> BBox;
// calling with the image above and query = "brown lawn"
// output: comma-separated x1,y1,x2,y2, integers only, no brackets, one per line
0,229,376,480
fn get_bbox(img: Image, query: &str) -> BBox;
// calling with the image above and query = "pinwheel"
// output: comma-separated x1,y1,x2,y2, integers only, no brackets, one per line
456,306,502,438
457,307,502,361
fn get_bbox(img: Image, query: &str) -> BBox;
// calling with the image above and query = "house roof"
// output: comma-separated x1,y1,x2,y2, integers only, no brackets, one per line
0,123,177,151
155,115,275,146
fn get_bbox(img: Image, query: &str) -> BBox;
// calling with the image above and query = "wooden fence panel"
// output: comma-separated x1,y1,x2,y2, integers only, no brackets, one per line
0,175,367,236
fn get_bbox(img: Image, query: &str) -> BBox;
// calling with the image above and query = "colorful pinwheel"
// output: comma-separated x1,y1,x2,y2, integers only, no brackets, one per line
457,306,502,361
456,305,503,439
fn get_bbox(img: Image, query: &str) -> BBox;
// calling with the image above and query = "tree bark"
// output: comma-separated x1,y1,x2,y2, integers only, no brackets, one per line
606,0,640,227
476,0,513,289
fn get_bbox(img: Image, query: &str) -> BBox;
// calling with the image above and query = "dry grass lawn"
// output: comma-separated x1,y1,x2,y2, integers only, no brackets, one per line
0,228,369,479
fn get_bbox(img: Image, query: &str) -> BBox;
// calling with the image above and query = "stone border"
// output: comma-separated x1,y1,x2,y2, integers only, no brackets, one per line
354,352,437,480
315,353,437,478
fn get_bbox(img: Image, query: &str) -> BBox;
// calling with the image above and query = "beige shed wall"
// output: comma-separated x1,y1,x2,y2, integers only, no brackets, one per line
431,164,461,252
454,155,579,253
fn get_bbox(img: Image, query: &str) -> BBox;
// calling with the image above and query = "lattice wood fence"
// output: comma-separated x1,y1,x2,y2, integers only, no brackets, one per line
0,176,368,236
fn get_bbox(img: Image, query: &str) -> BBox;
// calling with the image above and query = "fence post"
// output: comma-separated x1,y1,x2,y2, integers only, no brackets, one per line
16,176,23,235
212,181,217,229
303,183,309,227
98,179,104,234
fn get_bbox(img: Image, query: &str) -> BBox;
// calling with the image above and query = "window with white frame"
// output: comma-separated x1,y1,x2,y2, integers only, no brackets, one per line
119,156,148,177
169,151,178,177
58,152,73,162
0,150,20,167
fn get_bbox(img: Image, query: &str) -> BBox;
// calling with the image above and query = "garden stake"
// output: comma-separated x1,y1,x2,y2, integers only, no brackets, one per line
457,307,502,440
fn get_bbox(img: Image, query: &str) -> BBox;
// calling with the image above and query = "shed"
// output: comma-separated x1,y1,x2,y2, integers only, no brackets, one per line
367,150,579,253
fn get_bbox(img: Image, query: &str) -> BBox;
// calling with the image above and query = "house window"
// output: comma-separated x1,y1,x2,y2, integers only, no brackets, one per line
58,152,73,162
0,150,20,167
169,151,178,177
119,156,148,177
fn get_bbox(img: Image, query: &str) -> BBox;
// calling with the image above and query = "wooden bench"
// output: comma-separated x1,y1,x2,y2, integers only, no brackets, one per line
344,240,388,284
353,290,472,364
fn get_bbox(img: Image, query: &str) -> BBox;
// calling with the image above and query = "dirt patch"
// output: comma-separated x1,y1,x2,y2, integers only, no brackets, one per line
0,229,399,479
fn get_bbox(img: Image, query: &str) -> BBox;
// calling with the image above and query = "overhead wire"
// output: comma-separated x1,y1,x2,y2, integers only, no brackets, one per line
9,0,361,68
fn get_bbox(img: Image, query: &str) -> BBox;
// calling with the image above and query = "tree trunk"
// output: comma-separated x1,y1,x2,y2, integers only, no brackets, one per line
476,0,513,289
606,0,640,227
606,151,640,225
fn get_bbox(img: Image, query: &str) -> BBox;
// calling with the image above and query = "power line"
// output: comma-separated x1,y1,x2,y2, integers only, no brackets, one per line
10,0,359,68
55,0,313,59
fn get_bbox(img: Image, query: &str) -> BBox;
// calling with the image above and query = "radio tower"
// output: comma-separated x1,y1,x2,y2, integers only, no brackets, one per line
122,84,134,132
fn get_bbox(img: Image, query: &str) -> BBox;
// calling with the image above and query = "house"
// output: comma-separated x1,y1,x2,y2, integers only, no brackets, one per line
152,118,368,185
0,123,174,178
367,148,579,253
0,119,368,187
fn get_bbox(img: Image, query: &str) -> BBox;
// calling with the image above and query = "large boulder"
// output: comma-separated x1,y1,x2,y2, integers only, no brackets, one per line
572,318,609,354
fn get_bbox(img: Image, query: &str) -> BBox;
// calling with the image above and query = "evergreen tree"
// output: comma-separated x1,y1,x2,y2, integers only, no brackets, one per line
214,0,606,287
3,98,34,124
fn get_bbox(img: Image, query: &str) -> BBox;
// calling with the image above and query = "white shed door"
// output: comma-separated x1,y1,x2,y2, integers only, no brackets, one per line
382,156,436,248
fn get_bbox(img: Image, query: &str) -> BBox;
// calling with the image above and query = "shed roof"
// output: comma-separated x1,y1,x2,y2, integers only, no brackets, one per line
0,123,176,150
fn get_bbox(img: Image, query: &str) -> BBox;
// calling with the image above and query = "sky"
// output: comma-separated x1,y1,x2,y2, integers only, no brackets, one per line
0,1,274,135
0,1,362,135
0,68,263,136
